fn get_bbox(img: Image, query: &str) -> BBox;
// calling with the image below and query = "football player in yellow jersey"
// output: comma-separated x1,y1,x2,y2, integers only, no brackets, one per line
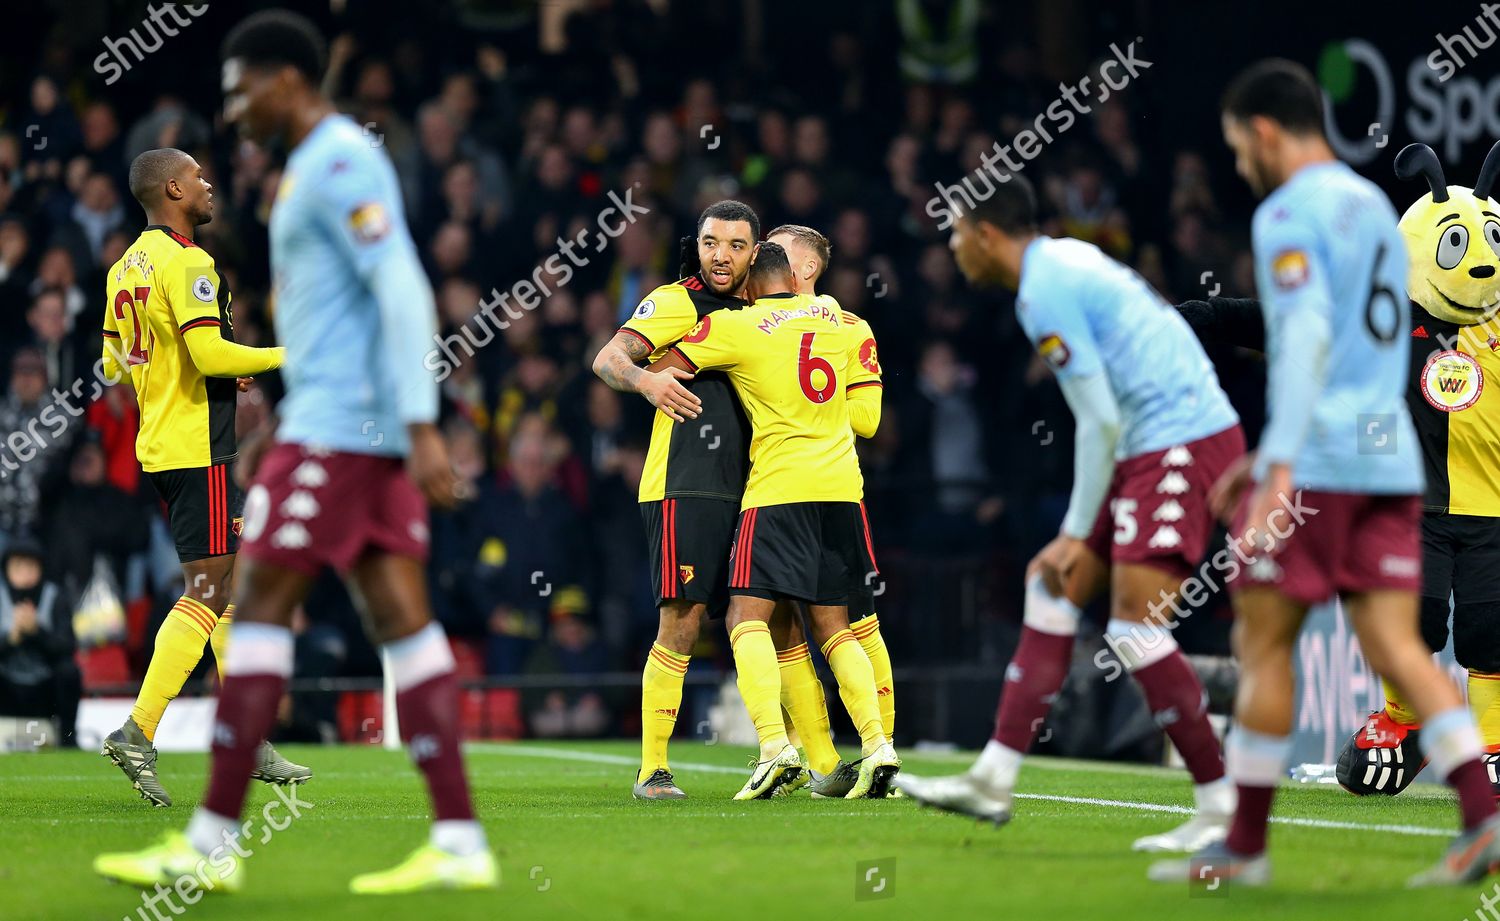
655,243,900,799
761,224,892,798
99,148,308,806
592,200,757,799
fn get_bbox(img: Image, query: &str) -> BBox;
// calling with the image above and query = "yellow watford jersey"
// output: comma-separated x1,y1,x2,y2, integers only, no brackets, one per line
621,275,749,503
671,292,875,509
1409,313,1500,516
104,226,244,472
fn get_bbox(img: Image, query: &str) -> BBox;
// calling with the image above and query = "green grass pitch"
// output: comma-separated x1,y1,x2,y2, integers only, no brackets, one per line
3,740,1494,920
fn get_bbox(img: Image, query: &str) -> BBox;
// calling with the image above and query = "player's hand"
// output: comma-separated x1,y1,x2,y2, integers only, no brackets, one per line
407,423,471,511
1234,463,1294,556
237,377,253,392
1208,452,1256,524
639,367,701,422
1028,534,1086,598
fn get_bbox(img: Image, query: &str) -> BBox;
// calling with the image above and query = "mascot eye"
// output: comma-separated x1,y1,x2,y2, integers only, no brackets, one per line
1437,224,1469,270
1486,220,1500,260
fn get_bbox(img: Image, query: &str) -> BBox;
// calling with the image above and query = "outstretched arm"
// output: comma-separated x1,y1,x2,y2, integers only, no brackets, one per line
1176,295,1265,352
596,331,701,422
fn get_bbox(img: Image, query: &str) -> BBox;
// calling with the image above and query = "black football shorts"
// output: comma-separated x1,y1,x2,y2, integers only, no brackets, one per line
641,496,738,616
728,501,878,606
147,462,243,563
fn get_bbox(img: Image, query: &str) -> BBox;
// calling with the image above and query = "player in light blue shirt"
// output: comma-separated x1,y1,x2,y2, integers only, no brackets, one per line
1147,58,1500,890
1014,234,1240,539
94,11,498,898
268,113,439,458
1249,162,1422,496
900,173,1244,856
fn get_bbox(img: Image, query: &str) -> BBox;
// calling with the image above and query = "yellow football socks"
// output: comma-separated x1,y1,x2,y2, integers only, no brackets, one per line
640,643,690,782
730,621,786,753
1469,670,1500,751
209,603,234,684
821,628,884,755
131,596,219,741
1382,677,1420,727
778,642,839,774
850,614,894,739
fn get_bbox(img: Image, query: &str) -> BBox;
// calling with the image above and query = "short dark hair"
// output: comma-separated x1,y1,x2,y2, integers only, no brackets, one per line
128,148,191,207
767,223,831,279
222,10,327,85
697,199,760,242
960,173,1038,236
1222,59,1325,135
748,241,792,284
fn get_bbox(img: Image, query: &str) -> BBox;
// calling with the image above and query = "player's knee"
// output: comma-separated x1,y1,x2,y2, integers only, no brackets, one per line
1419,595,1452,657
656,602,703,653
1452,601,1500,672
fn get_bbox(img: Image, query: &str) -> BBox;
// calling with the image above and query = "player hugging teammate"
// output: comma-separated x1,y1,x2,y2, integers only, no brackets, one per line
592,204,897,799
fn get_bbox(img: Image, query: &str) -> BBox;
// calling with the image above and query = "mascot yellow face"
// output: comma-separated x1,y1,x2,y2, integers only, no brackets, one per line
1396,140,1500,326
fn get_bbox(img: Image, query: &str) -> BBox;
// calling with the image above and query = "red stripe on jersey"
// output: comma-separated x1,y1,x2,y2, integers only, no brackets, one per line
859,502,878,575
101,329,121,338
667,346,698,372
733,508,758,588
205,466,217,556
210,465,224,555
660,500,675,599
681,276,703,290
179,317,222,333
846,381,883,391
166,230,198,249
667,500,678,596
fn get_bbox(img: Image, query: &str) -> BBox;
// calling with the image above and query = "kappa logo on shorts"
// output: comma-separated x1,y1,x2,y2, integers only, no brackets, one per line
1161,446,1194,467
1156,471,1190,495
678,564,696,585
291,461,329,489
280,490,320,520
1153,500,1185,522
270,522,311,550
1147,526,1182,549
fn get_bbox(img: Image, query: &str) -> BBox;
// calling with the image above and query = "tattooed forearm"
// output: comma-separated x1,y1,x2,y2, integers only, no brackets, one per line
592,331,651,393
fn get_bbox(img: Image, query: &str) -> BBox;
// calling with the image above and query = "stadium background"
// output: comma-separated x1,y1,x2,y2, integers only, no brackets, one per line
0,0,1491,752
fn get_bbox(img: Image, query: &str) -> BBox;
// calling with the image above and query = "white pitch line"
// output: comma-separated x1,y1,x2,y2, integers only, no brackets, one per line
469,743,1455,839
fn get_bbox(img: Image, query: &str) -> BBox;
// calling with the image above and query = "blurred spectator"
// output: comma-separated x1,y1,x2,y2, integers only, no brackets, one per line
0,536,79,748
0,348,74,547
45,439,148,598
522,595,613,739
480,427,588,675
896,340,1003,553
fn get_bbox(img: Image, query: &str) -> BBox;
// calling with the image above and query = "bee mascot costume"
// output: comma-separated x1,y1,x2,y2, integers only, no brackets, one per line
1177,140,1500,796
